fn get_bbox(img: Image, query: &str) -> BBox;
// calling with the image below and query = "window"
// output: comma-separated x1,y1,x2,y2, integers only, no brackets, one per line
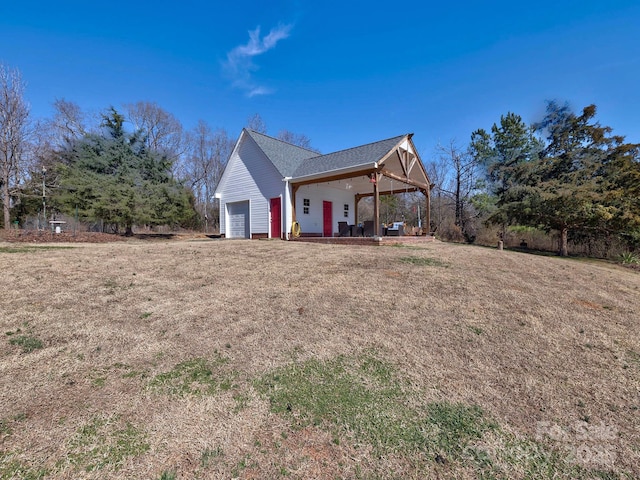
303,198,310,214
343,204,349,218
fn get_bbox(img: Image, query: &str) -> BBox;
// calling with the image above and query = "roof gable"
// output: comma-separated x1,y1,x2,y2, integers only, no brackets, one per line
244,129,318,177
291,134,406,178
226,130,422,188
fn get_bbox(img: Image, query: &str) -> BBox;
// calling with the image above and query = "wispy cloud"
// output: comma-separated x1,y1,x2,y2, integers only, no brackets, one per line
223,24,293,97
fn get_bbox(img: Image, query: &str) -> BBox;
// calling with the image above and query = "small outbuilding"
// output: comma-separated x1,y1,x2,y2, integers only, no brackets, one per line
214,129,432,239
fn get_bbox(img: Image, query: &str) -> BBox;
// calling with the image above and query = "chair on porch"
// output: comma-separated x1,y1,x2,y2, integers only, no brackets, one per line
387,222,404,236
338,221,350,237
362,220,374,237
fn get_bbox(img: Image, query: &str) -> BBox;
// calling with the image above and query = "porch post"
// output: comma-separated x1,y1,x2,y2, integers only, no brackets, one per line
354,193,365,227
354,194,359,226
373,173,380,237
425,187,431,235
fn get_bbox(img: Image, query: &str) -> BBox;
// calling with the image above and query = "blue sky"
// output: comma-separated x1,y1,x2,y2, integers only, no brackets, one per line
1,1,639,156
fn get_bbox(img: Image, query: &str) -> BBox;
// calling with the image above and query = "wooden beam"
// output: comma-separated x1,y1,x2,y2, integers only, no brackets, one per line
398,148,407,177
407,156,417,175
379,168,430,191
291,169,374,187
397,148,417,177
354,187,421,198
423,188,431,235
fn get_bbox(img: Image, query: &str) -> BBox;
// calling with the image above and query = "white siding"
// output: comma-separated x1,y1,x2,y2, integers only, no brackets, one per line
295,185,356,236
217,133,285,237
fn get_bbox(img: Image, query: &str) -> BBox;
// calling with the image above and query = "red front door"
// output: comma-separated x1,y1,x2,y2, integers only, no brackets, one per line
323,201,333,237
270,197,281,239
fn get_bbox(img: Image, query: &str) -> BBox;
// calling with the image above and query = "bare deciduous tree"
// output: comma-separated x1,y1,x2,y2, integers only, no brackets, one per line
246,113,267,133
0,64,30,229
50,98,89,146
425,154,450,233
125,101,184,167
277,129,318,152
434,140,480,241
36,99,90,173
184,121,232,232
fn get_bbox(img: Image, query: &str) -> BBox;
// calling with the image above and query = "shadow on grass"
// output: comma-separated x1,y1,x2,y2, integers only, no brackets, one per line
131,233,177,240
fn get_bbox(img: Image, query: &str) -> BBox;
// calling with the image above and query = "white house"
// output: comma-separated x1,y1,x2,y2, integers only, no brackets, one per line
214,129,432,239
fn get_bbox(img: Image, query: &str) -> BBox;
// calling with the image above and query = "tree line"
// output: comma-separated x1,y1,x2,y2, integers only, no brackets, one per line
0,64,314,234
2,63,639,255
429,102,640,256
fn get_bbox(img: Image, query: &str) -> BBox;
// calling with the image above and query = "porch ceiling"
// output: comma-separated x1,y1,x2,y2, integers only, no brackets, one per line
316,173,419,195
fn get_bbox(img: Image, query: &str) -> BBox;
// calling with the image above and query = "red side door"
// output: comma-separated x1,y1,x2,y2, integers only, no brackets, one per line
323,201,332,237
270,197,281,239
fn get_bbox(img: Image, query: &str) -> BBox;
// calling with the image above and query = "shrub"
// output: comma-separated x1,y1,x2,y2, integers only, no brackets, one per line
619,251,639,265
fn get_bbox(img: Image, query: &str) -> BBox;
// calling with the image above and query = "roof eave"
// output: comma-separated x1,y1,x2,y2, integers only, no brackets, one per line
290,162,378,184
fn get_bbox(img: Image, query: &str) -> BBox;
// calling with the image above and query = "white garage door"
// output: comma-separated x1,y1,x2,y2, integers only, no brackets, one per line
227,201,250,239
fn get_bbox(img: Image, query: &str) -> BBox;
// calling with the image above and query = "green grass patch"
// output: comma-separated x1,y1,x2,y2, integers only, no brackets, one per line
8,334,43,353
255,353,626,478
0,412,28,437
158,470,177,480
232,392,250,412
255,353,493,463
231,454,255,478
91,376,106,388
67,415,150,472
0,413,26,437
0,452,48,479
390,243,430,250
149,355,235,396
103,277,136,294
0,245,74,254
626,349,640,367
399,255,447,267
468,325,484,335
507,225,540,234
0,420,11,436
200,446,224,468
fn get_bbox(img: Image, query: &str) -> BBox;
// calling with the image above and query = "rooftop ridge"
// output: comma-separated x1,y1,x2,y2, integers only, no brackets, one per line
309,133,408,160
245,128,320,155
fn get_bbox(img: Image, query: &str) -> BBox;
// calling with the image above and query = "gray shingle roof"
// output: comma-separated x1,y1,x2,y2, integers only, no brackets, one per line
292,134,406,178
245,129,407,179
245,129,318,177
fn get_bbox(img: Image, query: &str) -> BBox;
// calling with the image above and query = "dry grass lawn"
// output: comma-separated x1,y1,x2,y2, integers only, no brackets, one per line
0,238,638,479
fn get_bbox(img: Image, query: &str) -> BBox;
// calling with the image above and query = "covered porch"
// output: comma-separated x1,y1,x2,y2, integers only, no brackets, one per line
288,134,433,239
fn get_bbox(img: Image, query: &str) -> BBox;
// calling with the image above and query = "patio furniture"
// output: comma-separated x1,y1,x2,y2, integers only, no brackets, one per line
363,220,374,237
338,221,350,237
387,222,404,236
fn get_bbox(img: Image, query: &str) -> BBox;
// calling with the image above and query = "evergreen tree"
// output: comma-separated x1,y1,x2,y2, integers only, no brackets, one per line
470,112,542,234
53,109,196,234
472,103,639,256
525,103,636,255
